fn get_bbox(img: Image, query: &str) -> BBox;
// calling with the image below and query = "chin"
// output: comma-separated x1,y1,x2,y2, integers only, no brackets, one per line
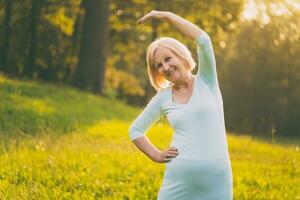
172,73,181,81
165,71,180,82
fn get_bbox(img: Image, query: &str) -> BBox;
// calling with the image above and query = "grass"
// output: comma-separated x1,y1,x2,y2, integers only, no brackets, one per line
0,75,299,199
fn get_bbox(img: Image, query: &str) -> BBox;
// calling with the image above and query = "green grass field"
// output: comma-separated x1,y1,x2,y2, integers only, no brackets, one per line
0,75,299,199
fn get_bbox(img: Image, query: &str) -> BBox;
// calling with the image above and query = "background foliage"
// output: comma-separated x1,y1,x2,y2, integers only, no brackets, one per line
0,0,299,137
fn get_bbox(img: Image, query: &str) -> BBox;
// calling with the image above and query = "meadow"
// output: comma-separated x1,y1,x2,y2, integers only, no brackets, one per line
0,76,299,199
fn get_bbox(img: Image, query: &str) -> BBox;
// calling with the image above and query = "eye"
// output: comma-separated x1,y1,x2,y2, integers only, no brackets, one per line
165,57,171,62
156,63,162,69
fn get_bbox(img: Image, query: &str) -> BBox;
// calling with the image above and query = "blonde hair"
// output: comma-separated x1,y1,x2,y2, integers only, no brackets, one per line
146,37,196,91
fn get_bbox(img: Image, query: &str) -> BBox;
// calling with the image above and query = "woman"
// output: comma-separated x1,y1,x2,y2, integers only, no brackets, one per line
128,10,233,200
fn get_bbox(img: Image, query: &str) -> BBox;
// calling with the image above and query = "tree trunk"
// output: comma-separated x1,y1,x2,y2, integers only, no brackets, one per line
65,9,83,83
72,0,109,94
1,0,12,73
143,0,161,104
25,0,42,79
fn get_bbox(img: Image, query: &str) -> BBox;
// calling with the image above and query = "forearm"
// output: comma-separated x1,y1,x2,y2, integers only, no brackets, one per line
132,136,161,161
164,12,202,41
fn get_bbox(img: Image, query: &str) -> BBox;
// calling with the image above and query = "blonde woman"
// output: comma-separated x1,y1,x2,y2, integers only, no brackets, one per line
129,10,233,200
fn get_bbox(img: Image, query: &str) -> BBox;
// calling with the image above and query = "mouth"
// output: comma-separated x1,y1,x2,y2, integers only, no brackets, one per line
167,69,176,76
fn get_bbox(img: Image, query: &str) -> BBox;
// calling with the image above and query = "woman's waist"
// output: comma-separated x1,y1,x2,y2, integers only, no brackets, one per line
169,142,229,160
175,151,229,161
172,130,227,145
171,136,228,151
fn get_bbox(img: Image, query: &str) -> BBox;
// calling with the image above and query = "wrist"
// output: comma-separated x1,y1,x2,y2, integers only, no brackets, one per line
162,11,173,20
151,150,161,162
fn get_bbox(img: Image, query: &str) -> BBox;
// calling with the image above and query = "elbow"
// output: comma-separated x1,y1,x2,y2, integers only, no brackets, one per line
200,29,210,38
128,126,144,142
196,30,211,46
201,31,211,42
128,128,135,141
128,131,136,142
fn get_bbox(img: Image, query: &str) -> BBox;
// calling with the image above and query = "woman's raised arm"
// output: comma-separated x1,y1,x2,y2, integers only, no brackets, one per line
138,10,202,41
138,11,218,86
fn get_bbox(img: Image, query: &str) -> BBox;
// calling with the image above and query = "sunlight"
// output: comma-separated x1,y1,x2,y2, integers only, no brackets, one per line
242,0,299,24
270,2,291,16
242,0,258,20
242,0,270,24
286,0,300,11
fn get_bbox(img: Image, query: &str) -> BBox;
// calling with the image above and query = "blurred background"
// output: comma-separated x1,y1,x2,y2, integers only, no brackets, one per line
0,0,299,138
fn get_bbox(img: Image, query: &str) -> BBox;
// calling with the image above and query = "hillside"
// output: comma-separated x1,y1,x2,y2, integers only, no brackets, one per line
0,75,137,137
0,76,299,199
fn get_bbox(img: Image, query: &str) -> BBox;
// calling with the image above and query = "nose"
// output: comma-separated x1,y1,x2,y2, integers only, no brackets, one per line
162,62,170,73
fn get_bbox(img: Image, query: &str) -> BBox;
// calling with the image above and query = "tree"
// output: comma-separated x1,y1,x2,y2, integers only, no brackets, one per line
25,0,44,79
72,0,109,94
1,0,12,73
109,0,245,104
219,8,300,137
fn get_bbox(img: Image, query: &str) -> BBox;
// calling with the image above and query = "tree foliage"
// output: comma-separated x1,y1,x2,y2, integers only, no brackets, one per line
219,4,300,137
1,0,298,136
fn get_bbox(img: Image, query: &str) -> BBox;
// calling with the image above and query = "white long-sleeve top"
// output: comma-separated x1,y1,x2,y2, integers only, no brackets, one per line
128,31,230,160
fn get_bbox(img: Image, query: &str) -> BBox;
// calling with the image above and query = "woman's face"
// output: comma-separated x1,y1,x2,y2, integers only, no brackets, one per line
153,46,187,83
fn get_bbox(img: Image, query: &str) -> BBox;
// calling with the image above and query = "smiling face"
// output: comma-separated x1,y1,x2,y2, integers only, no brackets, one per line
146,37,196,91
153,46,188,83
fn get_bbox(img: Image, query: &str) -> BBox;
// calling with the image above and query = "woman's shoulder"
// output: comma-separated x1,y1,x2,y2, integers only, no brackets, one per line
156,86,171,98
149,86,171,104
155,82,172,94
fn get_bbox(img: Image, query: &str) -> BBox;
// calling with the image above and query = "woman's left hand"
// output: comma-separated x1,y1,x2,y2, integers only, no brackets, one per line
138,10,169,24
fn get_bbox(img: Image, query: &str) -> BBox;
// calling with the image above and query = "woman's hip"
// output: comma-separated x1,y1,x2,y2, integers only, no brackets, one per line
164,157,233,187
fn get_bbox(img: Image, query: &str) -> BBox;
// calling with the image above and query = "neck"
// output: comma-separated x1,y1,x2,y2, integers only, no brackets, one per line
173,73,195,90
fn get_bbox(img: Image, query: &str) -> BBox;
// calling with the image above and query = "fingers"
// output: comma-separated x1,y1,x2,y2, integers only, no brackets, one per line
137,18,143,24
166,151,178,158
169,147,178,153
137,18,145,24
162,147,179,163
138,13,151,24
169,146,178,151
164,157,172,162
138,10,159,24
163,154,176,162
137,12,149,24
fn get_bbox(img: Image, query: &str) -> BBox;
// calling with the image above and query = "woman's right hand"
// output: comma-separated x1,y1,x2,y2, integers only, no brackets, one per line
153,147,179,163
137,10,169,24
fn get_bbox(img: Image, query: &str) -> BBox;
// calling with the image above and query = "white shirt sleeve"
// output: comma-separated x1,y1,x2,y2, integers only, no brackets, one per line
128,92,164,141
195,30,218,87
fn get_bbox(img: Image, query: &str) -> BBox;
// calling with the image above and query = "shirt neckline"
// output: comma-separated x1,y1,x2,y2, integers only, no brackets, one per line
169,75,198,106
